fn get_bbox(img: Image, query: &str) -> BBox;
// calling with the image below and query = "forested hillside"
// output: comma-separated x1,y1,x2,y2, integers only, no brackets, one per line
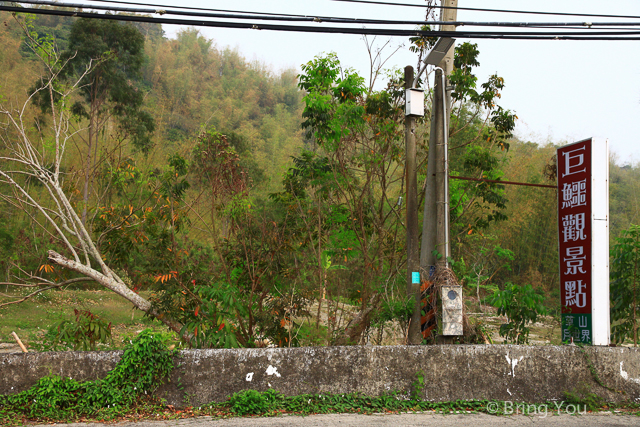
1,9,639,348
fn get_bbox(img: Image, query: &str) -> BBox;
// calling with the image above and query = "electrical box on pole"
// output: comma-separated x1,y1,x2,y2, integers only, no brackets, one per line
442,286,463,336
405,88,424,117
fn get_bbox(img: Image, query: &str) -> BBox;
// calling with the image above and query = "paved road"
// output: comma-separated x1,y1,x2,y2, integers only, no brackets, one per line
32,413,640,426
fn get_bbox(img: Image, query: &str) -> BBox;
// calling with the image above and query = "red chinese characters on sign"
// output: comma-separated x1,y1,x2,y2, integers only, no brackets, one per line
558,140,592,315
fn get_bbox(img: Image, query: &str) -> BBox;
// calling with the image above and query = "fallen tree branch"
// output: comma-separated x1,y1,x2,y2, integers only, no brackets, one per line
0,277,92,288
0,277,93,308
48,250,189,344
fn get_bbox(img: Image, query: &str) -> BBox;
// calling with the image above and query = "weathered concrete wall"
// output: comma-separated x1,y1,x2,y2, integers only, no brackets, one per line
2,345,640,406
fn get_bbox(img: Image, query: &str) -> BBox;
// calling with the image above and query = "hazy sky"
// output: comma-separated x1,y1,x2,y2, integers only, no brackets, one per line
155,0,640,164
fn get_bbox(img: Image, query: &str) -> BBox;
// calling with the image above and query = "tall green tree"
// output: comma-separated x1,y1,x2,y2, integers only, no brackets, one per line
59,17,154,224
445,42,516,239
611,224,640,346
296,54,408,344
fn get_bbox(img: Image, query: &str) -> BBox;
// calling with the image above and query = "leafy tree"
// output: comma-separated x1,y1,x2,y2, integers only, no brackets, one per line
445,42,516,239
296,53,408,344
50,308,113,351
0,18,310,349
270,150,348,332
93,153,191,289
489,283,546,344
142,28,304,191
453,236,514,308
295,44,517,343
610,161,640,239
57,17,154,224
611,224,640,345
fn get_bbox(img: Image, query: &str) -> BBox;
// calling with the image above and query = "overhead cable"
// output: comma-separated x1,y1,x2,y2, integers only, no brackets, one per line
15,0,434,24
83,0,311,17
329,0,640,20
76,0,640,25
4,4,640,40
13,0,640,29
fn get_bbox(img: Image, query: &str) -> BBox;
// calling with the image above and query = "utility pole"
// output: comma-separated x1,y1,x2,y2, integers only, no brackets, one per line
420,0,462,339
405,65,422,345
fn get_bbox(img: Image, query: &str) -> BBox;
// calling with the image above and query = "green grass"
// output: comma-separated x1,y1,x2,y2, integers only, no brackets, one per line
0,289,175,351
295,319,329,347
0,286,564,351
0,288,330,351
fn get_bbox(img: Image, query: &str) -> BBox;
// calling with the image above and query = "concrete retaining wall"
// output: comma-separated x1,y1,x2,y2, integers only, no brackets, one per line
2,345,640,406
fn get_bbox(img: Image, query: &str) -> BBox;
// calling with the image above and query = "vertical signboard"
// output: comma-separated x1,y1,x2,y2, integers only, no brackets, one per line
557,138,609,346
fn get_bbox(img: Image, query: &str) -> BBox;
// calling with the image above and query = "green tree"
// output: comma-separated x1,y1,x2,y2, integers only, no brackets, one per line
487,141,559,291
611,224,640,346
297,53,408,344
271,150,351,333
0,17,310,348
445,42,516,239
489,282,546,344
59,17,154,224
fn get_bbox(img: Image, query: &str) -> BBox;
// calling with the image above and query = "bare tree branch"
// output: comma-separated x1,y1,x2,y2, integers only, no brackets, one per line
0,277,94,308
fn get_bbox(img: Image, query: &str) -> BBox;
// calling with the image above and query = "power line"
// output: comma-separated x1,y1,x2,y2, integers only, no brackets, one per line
449,175,556,189
16,0,433,25
329,0,640,20
82,0,306,18
56,0,640,27
12,1,640,30
17,0,640,29
4,4,640,40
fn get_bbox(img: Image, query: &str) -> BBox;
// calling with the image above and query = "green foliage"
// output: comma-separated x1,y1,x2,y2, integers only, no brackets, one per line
222,389,492,416
228,389,283,415
18,13,59,67
49,308,113,351
295,53,409,344
209,205,313,347
485,141,560,292
84,329,176,410
455,240,514,290
610,163,640,238
7,10,640,351
143,28,304,186
489,283,547,344
408,25,437,55
373,297,413,328
94,154,191,281
410,370,426,400
298,53,366,149
61,17,154,151
191,130,249,205
185,280,243,349
563,383,605,412
611,224,640,345
0,329,175,421
443,42,518,245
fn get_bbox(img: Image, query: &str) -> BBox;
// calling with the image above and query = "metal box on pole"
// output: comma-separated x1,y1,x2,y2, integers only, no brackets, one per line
405,88,424,117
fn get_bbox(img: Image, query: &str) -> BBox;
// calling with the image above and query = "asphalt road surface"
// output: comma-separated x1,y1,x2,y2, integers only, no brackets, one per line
30,413,640,426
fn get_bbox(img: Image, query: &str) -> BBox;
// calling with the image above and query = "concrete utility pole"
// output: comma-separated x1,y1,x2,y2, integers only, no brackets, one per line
420,0,462,338
405,66,422,345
